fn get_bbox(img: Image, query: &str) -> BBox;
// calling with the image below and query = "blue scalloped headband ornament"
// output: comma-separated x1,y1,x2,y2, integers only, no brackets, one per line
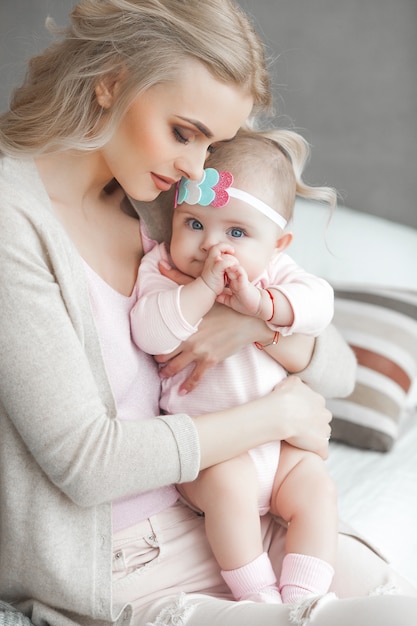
175,168,287,230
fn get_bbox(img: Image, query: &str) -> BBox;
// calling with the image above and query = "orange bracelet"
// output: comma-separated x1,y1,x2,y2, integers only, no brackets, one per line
254,330,280,351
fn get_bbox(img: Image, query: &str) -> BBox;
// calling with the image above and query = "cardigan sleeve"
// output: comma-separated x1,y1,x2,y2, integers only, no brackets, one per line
297,323,357,399
0,160,200,507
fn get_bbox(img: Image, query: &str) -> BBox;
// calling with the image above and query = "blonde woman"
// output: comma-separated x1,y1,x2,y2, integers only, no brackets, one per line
0,2,416,626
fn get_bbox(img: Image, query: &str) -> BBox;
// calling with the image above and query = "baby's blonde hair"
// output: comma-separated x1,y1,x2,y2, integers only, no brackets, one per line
0,0,271,156
205,127,337,223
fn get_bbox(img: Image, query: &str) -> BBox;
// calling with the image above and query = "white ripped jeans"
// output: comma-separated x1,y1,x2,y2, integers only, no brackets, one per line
112,501,417,626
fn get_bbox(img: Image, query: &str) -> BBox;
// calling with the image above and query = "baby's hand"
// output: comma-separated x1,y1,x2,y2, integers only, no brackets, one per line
217,265,262,317
200,243,238,295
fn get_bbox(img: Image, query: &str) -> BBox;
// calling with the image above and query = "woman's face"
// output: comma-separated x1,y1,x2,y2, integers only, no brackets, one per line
99,61,253,201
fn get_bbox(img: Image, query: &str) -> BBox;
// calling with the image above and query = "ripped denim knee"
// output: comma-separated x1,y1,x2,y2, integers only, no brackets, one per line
146,593,196,626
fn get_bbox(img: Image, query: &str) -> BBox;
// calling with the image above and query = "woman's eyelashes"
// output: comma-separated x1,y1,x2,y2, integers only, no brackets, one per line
173,127,190,145
173,127,215,155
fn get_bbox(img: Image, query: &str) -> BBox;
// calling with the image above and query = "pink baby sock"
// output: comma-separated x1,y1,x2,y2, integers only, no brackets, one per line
279,553,334,604
221,552,282,603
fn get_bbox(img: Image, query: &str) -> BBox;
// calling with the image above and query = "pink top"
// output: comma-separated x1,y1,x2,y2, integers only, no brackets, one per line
83,260,178,532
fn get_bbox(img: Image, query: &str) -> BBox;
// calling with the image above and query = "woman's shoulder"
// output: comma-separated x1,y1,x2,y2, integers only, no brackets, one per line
0,156,72,260
0,154,37,186
0,155,49,216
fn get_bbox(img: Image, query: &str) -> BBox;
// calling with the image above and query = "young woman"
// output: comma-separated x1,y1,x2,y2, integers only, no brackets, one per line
0,2,416,625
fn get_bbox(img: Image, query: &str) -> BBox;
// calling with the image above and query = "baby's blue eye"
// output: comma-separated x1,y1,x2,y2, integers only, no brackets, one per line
228,227,245,238
187,218,203,231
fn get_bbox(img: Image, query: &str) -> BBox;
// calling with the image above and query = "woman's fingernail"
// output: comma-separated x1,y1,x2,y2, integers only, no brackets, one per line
159,260,172,270
178,388,188,396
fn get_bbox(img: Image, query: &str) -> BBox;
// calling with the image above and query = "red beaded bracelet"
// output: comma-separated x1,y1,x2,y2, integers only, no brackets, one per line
265,288,275,322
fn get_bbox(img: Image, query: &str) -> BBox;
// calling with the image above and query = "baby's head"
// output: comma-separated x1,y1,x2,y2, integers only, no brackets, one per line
171,130,302,281
170,127,336,281
176,126,336,228
204,129,297,226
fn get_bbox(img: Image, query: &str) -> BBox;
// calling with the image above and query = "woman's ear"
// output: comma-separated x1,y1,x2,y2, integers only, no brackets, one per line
95,73,123,109
276,231,293,252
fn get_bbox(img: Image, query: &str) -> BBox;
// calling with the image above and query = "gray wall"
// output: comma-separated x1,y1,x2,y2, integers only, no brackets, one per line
1,0,416,228
237,0,417,229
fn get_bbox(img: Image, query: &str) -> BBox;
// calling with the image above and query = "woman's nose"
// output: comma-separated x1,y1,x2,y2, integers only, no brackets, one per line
175,148,207,181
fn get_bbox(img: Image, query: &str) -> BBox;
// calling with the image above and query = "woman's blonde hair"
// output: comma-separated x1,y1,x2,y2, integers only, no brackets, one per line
0,0,272,156
205,127,337,222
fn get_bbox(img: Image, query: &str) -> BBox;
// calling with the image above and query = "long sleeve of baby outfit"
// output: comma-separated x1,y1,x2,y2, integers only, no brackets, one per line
260,253,334,336
131,243,201,355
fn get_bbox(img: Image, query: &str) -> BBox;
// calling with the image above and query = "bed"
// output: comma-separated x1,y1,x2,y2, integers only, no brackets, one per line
290,199,417,588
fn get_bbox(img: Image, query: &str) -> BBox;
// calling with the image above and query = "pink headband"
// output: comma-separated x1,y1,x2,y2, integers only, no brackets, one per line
176,168,287,230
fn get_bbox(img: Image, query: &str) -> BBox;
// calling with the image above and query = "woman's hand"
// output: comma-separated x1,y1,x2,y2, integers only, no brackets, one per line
265,333,316,374
273,376,332,459
195,375,332,470
155,303,264,393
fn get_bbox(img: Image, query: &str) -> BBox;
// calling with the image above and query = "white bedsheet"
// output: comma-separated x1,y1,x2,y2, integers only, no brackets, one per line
289,199,417,588
327,402,417,587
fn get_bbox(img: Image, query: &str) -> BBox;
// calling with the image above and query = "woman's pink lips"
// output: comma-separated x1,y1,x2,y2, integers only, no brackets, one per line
151,172,176,192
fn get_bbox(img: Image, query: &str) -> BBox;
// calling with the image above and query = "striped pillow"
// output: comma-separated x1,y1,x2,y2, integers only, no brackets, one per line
327,289,417,451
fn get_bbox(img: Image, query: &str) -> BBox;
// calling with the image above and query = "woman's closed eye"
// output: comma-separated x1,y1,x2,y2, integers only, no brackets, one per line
173,126,191,145
173,126,214,154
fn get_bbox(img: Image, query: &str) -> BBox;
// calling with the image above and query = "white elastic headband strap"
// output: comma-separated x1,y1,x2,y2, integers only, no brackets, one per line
176,168,288,230
227,188,287,230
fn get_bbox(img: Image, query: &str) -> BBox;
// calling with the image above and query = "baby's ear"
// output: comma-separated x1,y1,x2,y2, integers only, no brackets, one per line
276,231,293,252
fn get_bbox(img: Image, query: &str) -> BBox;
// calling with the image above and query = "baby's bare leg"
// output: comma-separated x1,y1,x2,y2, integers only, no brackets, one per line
271,442,338,562
270,442,338,602
178,454,281,602
179,453,263,570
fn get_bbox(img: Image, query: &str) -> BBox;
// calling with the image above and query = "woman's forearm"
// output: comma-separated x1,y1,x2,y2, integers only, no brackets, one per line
262,332,315,372
258,325,357,398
